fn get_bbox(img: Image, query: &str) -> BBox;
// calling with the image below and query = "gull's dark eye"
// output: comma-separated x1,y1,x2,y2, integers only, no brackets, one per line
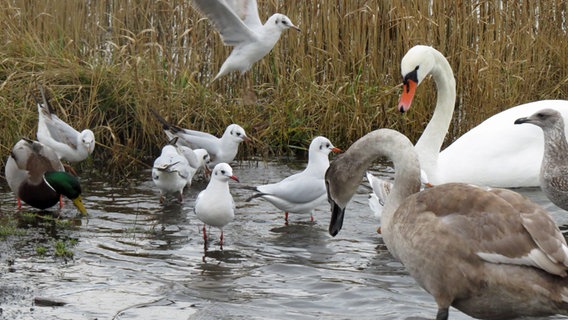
221,170,226,175
236,132,241,136
326,143,330,148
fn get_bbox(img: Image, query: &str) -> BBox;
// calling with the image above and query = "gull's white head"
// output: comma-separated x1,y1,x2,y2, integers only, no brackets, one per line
309,136,341,156
211,163,239,182
224,124,250,143
268,13,300,32
80,129,96,154
194,149,211,168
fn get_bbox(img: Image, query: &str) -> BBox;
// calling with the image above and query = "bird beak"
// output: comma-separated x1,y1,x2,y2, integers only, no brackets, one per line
331,147,342,153
230,175,240,183
398,79,417,113
243,136,252,143
72,196,88,216
292,25,301,32
514,117,530,125
328,199,345,237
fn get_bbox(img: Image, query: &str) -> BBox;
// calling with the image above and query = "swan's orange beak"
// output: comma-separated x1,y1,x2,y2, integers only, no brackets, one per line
398,79,417,113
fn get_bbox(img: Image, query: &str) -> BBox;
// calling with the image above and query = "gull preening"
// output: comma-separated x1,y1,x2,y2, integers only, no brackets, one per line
178,146,211,186
326,128,568,320
398,45,568,187
515,109,568,211
152,142,191,203
5,138,87,215
247,136,340,224
35,86,95,163
191,0,300,81
150,109,250,168
195,163,239,250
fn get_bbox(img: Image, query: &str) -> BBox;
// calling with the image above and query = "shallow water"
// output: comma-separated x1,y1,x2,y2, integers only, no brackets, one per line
1,161,568,320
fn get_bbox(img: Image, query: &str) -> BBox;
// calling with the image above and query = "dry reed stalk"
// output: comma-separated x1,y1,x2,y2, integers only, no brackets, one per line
0,0,565,175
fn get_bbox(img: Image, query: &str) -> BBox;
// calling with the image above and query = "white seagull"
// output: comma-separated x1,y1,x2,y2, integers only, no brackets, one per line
179,146,211,186
247,136,340,224
152,143,191,203
195,163,239,249
150,108,250,168
191,0,301,81
35,86,95,163
366,172,389,234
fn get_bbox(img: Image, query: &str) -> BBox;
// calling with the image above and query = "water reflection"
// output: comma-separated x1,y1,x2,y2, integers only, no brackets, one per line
1,161,568,319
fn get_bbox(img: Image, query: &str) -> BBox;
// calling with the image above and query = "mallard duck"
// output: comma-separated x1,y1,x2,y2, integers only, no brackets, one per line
35,85,95,163
5,138,87,215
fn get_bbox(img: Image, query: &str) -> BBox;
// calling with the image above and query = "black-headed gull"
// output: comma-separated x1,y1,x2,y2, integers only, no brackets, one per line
152,142,191,203
179,146,211,186
195,163,239,249
191,0,301,81
35,86,95,163
366,172,390,234
150,108,250,168
366,170,432,233
247,136,340,224
5,138,87,215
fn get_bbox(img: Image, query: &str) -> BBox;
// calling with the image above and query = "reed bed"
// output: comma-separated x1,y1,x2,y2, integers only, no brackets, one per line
0,0,566,176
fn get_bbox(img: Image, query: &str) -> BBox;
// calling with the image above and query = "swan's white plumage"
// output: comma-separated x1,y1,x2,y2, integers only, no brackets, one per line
399,45,568,187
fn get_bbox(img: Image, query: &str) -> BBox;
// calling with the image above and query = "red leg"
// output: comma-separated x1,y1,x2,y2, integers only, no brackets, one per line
59,195,63,208
310,214,314,222
202,224,207,242
284,212,289,225
220,230,224,250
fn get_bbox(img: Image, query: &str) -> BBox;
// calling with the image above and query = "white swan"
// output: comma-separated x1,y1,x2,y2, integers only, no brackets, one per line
326,128,568,320
398,45,568,187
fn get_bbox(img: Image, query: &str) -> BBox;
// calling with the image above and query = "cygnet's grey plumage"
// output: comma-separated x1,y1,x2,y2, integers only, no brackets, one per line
325,128,568,320
515,108,568,211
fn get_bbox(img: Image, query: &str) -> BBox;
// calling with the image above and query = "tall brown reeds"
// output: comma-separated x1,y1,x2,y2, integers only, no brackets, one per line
0,0,566,176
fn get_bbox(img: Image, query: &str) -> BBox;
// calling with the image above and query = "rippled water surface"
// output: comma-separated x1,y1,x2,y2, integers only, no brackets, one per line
1,161,568,320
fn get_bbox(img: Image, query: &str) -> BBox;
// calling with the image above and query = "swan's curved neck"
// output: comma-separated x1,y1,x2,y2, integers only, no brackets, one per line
414,50,456,179
349,130,422,226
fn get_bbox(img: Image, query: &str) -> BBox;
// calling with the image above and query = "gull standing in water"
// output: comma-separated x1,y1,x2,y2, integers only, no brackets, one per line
247,136,340,224
195,163,239,250
152,141,191,203
150,108,250,168
515,109,568,211
178,146,211,186
35,86,95,164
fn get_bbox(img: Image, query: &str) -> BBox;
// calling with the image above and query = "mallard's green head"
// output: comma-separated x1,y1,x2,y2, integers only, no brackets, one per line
43,171,87,215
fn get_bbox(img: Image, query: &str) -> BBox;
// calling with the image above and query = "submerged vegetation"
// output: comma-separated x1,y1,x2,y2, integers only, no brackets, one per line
0,1,566,176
